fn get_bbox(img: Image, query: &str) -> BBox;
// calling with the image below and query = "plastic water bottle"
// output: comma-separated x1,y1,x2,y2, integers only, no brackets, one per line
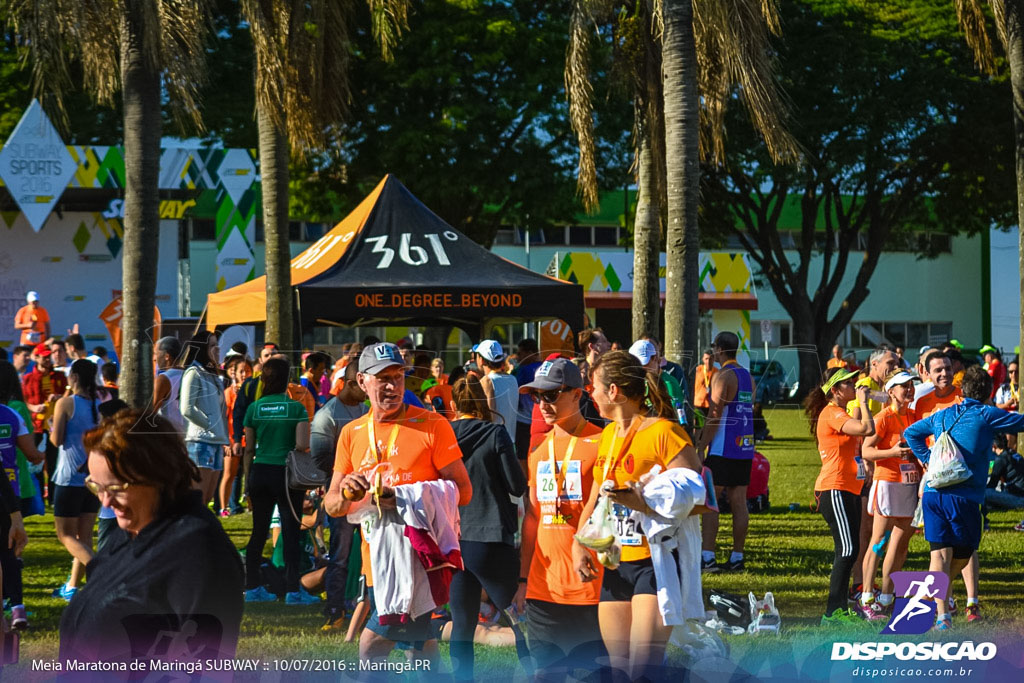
674,400,688,426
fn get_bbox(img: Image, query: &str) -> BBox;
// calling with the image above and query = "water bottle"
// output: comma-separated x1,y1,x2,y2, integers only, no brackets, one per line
674,400,688,427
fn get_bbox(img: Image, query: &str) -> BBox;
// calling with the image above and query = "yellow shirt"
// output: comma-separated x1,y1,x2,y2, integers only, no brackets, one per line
593,418,693,562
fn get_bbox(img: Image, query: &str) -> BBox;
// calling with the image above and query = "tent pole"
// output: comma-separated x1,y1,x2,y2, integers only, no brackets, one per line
192,301,210,336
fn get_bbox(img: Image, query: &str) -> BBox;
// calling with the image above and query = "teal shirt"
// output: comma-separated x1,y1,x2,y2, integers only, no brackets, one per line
243,393,307,466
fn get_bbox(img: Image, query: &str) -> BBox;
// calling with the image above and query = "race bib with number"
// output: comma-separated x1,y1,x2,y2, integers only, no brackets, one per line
611,502,644,546
855,456,867,480
536,460,583,502
899,463,921,485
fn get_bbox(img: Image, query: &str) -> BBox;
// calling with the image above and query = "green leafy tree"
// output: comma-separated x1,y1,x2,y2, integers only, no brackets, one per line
700,0,1014,397
8,1,211,407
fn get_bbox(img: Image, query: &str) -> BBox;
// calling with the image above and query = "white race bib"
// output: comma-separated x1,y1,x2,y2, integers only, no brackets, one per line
536,459,583,502
899,463,921,485
611,502,644,546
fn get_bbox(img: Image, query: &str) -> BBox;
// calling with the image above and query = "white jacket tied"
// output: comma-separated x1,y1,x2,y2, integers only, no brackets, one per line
348,479,462,624
639,466,707,626
180,364,229,445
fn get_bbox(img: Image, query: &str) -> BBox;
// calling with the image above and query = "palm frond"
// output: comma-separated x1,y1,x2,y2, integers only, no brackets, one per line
367,0,409,62
566,0,600,212
956,0,998,73
157,0,214,133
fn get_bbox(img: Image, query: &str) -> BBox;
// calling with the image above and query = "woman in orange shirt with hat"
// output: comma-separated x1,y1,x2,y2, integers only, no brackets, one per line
803,366,874,624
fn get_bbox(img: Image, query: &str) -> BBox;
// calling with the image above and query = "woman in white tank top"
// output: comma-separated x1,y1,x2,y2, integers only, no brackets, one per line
474,340,519,441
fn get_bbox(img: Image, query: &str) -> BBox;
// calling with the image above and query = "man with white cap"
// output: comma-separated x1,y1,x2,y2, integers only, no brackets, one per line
473,340,519,443
324,342,471,668
628,339,686,423
14,292,50,346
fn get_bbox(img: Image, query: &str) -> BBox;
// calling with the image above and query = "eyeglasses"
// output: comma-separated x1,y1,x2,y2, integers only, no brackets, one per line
529,388,573,404
84,476,132,499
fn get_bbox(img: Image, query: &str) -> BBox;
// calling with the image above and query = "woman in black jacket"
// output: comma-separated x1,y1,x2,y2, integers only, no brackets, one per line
59,409,243,665
448,374,528,681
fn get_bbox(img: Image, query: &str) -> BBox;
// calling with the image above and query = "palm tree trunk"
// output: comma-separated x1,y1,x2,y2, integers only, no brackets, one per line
662,0,700,373
1006,0,1024,432
258,103,294,351
633,120,661,340
118,4,162,408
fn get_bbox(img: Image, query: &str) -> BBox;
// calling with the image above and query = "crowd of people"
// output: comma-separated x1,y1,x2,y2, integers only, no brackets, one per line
2,283,1022,672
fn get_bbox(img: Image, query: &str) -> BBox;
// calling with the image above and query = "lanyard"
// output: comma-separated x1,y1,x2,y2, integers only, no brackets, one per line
1012,383,1019,403
366,410,401,466
546,422,586,501
602,417,643,482
702,366,712,389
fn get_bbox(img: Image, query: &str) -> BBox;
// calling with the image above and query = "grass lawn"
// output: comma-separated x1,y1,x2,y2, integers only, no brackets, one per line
8,405,1024,679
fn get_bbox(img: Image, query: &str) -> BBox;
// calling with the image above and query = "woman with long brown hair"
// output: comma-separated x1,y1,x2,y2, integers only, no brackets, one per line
803,366,874,624
447,374,528,680
573,351,701,680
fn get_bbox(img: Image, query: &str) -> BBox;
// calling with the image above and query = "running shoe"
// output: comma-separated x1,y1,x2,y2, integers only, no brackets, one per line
1014,520,1024,532
820,608,862,626
244,586,278,603
52,583,78,602
321,616,346,632
701,558,721,573
10,605,28,630
858,600,887,621
286,588,322,605
724,558,746,572
948,596,958,616
933,616,952,631
966,604,982,623
219,508,232,518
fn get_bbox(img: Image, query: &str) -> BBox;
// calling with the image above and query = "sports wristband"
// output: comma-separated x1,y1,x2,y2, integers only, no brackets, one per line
518,577,527,584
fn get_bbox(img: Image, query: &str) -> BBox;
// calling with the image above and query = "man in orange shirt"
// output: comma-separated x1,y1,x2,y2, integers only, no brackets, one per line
513,358,604,680
324,342,471,669
827,344,849,370
14,292,50,346
693,349,716,416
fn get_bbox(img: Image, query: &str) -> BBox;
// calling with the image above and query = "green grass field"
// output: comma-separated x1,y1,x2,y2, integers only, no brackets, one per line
8,406,1024,678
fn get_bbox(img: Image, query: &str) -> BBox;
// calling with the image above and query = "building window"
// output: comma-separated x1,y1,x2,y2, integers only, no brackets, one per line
569,226,592,245
594,226,618,246
191,219,216,241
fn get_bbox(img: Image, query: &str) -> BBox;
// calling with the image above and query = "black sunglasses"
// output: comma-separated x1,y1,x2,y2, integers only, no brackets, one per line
529,387,574,404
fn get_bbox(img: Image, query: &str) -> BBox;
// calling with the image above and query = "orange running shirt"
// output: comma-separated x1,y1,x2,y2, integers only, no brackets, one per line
334,405,462,586
827,358,848,370
693,366,716,409
814,405,861,495
593,418,693,562
914,388,963,421
871,406,921,483
526,421,603,605
14,305,49,345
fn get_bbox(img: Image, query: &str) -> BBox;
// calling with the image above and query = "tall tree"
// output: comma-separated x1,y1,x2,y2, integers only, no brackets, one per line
701,0,1014,397
9,1,210,407
242,0,408,352
566,0,796,362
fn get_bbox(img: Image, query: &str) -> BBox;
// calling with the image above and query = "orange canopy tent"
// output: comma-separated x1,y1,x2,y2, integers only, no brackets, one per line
206,175,585,334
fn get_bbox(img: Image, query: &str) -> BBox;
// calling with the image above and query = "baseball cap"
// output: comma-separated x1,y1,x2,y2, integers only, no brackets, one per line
884,371,916,391
628,339,658,366
979,344,998,355
520,358,583,393
475,339,506,363
358,342,404,375
918,345,932,357
26,291,39,303
33,343,52,357
821,367,858,394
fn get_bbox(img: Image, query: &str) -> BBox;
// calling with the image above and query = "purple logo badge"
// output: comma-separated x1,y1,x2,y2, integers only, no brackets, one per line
883,571,950,635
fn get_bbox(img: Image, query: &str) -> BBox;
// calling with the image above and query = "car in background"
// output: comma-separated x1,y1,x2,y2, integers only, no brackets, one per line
751,359,788,404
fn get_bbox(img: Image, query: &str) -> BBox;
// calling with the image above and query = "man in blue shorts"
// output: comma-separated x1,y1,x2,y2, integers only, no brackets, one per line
905,365,1024,630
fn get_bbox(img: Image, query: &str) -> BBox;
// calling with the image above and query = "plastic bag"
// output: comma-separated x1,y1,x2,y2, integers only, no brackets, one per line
575,494,617,552
598,541,621,569
927,431,971,489
747,592,781,634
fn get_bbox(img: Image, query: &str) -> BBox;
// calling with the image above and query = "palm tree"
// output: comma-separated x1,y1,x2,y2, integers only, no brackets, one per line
956,0,1024,427
241,0,408,352
9,1,210,407
566,0,798,366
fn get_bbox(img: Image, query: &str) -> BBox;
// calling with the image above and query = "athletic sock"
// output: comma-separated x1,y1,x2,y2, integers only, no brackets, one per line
967,597,979,606
729,552,744,564
878,593,894,606
702,551,716,563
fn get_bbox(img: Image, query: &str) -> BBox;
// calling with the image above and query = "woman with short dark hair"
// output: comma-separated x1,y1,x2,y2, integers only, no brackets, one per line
242,356,318,605
59,409,243,664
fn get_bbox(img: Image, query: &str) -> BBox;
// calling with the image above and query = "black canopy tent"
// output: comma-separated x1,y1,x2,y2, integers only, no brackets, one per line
292,175,584,337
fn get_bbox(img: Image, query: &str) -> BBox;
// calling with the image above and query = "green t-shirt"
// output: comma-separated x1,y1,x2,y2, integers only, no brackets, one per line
243,393,307,466
10,400,35,498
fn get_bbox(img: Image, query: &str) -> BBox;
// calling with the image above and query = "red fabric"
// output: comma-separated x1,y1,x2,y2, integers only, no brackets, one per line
404,526,463,609
21,369,68,433
747,451,770,499
988,359,1007,399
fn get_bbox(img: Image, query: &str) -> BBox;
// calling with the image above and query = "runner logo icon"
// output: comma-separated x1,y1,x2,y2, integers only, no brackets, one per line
883,571,950,635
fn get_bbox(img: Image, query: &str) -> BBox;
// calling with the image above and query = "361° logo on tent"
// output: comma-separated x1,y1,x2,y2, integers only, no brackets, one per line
883,571,950,635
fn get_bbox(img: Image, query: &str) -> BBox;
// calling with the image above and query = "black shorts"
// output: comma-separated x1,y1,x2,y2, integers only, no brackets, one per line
364,586,434,648
705,455,753,488
525,599,604,672
600,557,659,602
52,484,100,518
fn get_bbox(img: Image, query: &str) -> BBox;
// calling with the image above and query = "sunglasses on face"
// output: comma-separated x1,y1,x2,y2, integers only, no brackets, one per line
85,476,132,499
529,388,573,404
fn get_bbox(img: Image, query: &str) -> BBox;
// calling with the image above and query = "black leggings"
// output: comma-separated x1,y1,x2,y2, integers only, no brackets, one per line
0,513,22,605
245,463,304,594
817,489,861,615
449,540,520,681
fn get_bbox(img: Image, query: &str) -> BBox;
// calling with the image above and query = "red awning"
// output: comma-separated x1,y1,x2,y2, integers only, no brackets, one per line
583,292,758,311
